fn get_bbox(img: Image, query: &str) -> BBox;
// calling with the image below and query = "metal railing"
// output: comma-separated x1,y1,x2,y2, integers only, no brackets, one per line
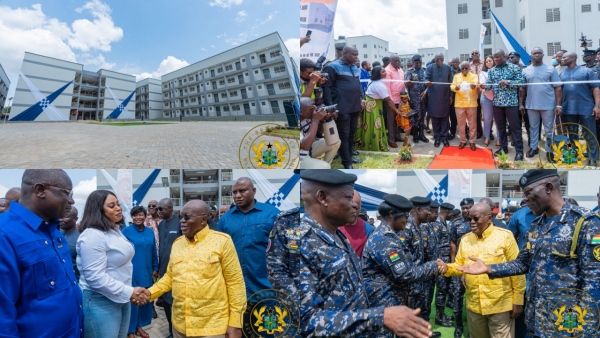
222,196,234,206
221,171,233,181
172,198,181,206
170,175,180,184
486,187,500,197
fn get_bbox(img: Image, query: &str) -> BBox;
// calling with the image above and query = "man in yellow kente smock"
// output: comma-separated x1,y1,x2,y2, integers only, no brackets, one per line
441,202,525,338
147,200,246,338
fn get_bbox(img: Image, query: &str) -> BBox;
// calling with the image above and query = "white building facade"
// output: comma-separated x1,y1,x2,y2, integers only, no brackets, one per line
446,0,600,64
340,35,390,65
0,64,10,112
135,78,163,120
10,52,136,121
161,33,297,119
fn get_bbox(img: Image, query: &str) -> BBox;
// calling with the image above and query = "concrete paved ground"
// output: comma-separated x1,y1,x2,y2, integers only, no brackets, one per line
0,121,298,168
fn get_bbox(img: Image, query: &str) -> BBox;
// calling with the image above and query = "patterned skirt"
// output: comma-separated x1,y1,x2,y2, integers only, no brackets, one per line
355,95,389,152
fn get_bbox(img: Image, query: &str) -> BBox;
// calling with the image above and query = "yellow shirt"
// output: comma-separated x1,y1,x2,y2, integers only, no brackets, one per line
444,224,525,315
148,226,246,336
451,72,479,108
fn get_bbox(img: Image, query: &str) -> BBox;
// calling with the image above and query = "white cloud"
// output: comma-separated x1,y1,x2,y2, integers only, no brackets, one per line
73,176,97,208
285,38,300,69
224,32,250,46
133,56,190,81
209,0,244,8
257,10,278,25
69,0,123,52
0,1,123,98
334,0,447,55
201,48,207,51
356,170,397,193
79,53,116,70
235,10,247,22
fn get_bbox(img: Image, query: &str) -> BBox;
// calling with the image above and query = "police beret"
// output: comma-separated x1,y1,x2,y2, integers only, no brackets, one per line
583,49,595,56
460,198,474,206
508,52,520,58
441,202,455,210
300,169,357,186
452,209,461,216
412,54,422,62
382,56,391,62
210,206,217,211
507,205,519,212
518,169,559,188
430,201,441,208
596,47,600,54
335,43,346,50
410,196,431,207
383,194,413,212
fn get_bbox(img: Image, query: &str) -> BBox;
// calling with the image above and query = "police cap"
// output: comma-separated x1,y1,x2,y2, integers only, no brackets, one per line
518,169,559,188
508,51,521,58
335,42,346,51
410,196,431,207
412,54,422,62
383,194,413,212
583,49,596,57
300,169,357,186
430,201,441,208
452,209,461,216
460,198,475,206
382,56,391,62
441,202,455,210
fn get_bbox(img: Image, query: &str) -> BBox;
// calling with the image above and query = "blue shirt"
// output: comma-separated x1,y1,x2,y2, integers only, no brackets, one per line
359,68,370,93
0,202,84,337
218,201,280,297
506,206,536,250
560,66,600,116
122,225,158,288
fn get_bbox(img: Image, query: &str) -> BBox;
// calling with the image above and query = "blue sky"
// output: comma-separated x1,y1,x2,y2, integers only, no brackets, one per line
0,169,97,216
0,0,298,99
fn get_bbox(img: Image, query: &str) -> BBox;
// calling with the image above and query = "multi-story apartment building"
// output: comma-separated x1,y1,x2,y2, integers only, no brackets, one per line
0,64,10,113
9,52,136,121
160,32,297,119
135,78,163,120
446,0,600,63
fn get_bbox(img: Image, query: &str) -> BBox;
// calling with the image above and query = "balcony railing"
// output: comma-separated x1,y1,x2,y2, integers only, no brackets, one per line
222,196,234,206
486,187,500,197
482,11,490,19
268,89,276,96
170,175,180,184
172,198,181,206
484,36,491,45
221,171,233,181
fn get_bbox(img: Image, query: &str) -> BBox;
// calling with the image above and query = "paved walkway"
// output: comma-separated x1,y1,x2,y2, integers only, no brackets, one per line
141,305,170,338
0,121,297,168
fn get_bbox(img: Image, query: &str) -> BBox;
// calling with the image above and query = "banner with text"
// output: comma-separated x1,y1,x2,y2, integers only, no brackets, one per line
299,0,339,62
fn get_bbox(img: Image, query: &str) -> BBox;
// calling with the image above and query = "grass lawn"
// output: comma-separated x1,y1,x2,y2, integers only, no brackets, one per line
90,122,174,126
331,152,434,169
426,294,469,338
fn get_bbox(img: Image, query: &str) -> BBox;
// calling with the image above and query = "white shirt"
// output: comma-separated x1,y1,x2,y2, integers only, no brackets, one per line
77,228,135,303
365,80,390,100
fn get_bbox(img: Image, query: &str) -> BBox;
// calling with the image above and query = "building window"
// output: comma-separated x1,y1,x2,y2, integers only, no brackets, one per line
225,64,233,71
582,4,591,12
232,105,240,111
362,43,367,48
520,16,525,30
459,53,470,62
270,50,281,58
546,8,560,22
221,93,227,98
219,80,225,85
230,91,238,97
254,70,259,74
251,56,255,60
458,3,468,14
262,102,266,105
459,29,469,39
258,85,262,89
217,68,223,73
278,82,291,90
227,77,235,83
274,66,286,73
495,0,503,7
364,54,368,59
547,42,561,56
224,106,229,112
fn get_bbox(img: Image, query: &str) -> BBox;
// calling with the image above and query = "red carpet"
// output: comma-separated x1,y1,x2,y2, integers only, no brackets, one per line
428,146,496,169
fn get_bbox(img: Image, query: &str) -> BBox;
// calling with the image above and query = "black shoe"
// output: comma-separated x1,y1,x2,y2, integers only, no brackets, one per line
546,152,557,163
351,150,359,156
448,134,456,141
454,327,463,338
445,314,455,321
413,137,419,144
477,131,483,139
443,139,450,147
152,307,158,319
343,164,354,169
526,148,538,158
515,153,524,161
352,157,362,164
511,141,515,146
431,332,442,338
495,148,509,156
435,317,453,327
434,140,441,147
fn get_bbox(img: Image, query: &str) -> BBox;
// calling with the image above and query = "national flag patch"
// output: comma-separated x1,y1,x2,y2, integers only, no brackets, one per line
399,237,405,242
592,235,600,245
289,242,298,250
389,252,400,262
423,236,428,241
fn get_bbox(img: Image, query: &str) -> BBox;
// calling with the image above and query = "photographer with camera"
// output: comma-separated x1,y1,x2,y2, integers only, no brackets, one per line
300,97,340,169
300,58,329,100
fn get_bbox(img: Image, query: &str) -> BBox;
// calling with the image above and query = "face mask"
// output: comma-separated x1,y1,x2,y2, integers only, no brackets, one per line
552,59,559,66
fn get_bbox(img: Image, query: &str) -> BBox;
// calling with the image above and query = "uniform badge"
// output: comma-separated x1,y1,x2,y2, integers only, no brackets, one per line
288,240,298,251
593,246,600,262
541,288,599,337
591,234,600,245
398,236,405,243
389,251,400,262
520,177,527,186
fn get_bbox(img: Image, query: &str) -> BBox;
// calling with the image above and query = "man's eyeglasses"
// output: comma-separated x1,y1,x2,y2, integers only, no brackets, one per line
471,52,479,55
147,204,157,208
460,67,470,70
157,206,167,211
182,213,206,221
44,184,74,199
466,214,490,223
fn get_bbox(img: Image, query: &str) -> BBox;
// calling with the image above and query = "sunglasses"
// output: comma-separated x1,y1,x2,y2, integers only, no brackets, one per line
471,52,479,55
466,214,490,223
460,67,470,70
44,184,74,199
157,206,168,211
147,204,157,208
182,213,206,221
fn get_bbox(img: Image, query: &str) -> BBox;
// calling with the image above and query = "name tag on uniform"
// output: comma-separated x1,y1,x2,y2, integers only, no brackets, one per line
170,231,178,234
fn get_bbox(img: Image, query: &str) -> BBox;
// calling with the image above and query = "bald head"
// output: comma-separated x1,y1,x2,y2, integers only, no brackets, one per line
470,202,491,215
185,199,209,215
4,187,21,210
479,197,493,209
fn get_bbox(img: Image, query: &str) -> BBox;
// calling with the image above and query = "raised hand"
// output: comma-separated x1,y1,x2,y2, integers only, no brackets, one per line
456,256,491,275
383,306,432,338
436,259,447,274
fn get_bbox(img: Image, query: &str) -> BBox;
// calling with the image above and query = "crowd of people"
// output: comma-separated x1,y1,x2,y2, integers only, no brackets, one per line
0,170,280,338
299,43,600,168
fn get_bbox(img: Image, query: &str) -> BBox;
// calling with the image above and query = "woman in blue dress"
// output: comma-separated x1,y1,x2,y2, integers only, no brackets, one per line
122,206,158,338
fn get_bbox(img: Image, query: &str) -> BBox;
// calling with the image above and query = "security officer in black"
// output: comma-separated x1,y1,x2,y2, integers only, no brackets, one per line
434,202,455,327
449,197,473,338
